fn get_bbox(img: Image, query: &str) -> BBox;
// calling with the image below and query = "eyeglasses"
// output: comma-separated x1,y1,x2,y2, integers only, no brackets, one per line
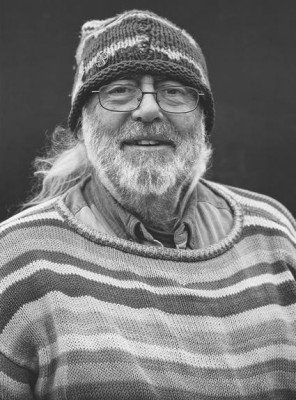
91,84,203,113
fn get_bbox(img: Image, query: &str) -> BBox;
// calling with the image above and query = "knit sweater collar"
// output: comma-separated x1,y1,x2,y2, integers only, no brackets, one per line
67,175,234,250
57,178,244,261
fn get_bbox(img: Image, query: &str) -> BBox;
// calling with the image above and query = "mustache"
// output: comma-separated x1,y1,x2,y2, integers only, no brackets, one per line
107,119,182,145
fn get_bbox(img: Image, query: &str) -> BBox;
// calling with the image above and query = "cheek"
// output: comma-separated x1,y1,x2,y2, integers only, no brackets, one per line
84,97,130,132
167,112,200,136
97,108,130,132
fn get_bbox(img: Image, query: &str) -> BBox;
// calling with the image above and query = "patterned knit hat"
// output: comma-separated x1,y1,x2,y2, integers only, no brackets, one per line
69,10,215,134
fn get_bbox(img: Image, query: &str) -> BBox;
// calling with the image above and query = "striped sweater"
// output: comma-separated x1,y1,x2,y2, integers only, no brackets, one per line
0,180,296,399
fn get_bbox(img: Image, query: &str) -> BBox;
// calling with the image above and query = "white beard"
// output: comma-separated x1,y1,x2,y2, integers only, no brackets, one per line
82,111,211,198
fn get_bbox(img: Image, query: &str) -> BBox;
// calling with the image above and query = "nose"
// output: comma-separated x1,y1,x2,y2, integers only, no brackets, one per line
131,92,164,123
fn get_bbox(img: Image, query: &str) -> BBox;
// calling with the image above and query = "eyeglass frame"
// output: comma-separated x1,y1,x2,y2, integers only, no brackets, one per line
91,84,204,114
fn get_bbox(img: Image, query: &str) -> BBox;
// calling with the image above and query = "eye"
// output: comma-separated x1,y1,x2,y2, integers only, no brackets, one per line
161,87,186,96
105,85,137,96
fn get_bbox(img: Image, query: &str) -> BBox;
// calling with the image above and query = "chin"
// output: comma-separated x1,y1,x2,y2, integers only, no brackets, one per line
117,162,183,196
123,177,175,196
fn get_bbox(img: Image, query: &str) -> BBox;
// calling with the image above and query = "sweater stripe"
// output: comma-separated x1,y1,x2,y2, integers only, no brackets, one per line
39,362,296,397
0,217,67,242
37,332,296,369
244,215,296,242
1,228,294,283
1,278,295,335
1,258,293,299
225,184,296,220
58,385,295,400
216,184,296,233
0,370,33,397
46,349,296,380
0,210,63,231
2,291,295,348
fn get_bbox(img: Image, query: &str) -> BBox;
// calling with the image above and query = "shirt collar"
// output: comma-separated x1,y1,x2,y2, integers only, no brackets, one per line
81,175,232,249
83,175,136,240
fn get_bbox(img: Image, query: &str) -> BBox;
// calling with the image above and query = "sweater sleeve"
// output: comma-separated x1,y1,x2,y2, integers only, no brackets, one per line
0,219,39,399
0,352,35,399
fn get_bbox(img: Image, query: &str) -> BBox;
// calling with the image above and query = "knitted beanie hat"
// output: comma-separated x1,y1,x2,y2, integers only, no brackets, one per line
69,10,215,134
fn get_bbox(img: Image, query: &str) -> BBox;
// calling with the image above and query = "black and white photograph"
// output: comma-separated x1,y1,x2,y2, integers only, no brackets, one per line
1,1,296,398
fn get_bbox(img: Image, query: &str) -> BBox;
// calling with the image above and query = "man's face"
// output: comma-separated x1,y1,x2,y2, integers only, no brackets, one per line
81,75,209,198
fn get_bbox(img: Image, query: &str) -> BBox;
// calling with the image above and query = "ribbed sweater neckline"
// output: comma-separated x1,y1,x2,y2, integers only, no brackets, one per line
55,179,244,262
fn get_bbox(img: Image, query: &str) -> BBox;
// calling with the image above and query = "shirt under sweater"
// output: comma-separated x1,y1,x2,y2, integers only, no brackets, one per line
0,179,296,399
67,176,233,249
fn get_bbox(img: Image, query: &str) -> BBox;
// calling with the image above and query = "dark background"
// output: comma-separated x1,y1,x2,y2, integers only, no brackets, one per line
1,0,295,222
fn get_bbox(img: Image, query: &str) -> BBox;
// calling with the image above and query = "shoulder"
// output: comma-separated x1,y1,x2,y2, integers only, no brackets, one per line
0,198,63,233
202,180,296,236
0,198,66,256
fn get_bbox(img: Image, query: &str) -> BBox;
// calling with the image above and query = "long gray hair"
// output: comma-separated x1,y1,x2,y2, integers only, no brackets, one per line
23,124,91,208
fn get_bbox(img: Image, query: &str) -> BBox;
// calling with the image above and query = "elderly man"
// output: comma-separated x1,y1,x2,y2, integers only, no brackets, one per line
0,9,296,399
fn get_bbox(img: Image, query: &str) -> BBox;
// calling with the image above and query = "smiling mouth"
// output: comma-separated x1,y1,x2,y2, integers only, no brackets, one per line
122,139,175,148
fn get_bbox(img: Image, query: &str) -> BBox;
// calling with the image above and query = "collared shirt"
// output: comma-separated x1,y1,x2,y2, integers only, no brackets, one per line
64,176,233,250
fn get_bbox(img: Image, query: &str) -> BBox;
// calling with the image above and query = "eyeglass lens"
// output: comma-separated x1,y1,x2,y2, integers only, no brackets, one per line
98,85,199,113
